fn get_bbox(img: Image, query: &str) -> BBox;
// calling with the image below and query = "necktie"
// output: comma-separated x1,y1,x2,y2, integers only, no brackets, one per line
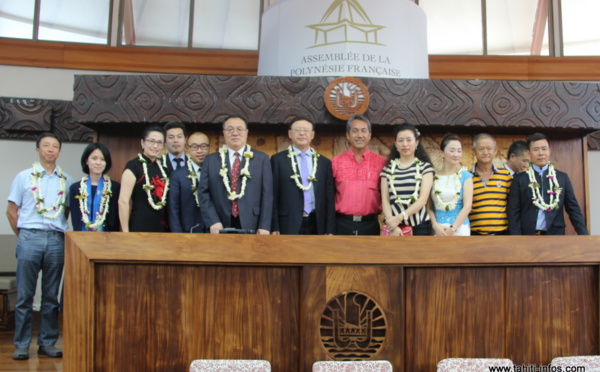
174,158,183,170
231,152,241,217
299,152,313,214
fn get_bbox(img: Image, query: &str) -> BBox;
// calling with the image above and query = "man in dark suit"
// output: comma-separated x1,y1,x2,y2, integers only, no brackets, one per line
168,131,210,233
162,122,187,175
199,116,272,234
508,133,588,235
271,117,335,235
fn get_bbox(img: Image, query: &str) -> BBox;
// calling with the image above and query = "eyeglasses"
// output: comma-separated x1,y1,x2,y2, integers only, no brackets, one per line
145,139,164,147
187,144,210,151
291,128,313,133
224,127,248,134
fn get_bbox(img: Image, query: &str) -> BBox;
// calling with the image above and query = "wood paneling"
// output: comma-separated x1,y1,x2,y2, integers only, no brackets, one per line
93,264,300,371
0,98,92,142
4,39,600,81
405,268,505,372
301,266,403,369
0,39,258,75
64,234,600,372
506,267,599,366
73,76,600,132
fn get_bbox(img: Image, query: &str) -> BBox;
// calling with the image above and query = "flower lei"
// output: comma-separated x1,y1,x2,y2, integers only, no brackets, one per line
287,146,319,191
386,159,422,205
433,167,465,211
138,154,169,210
75,176,113,231
30,163,67,219
185,157,200,207
219,145,253,200
526,163,562,212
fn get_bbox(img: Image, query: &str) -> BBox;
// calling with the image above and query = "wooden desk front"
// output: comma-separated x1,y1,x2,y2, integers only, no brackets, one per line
64,233,600,371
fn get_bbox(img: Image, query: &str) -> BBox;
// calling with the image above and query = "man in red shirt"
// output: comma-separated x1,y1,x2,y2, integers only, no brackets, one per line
332,114,387,235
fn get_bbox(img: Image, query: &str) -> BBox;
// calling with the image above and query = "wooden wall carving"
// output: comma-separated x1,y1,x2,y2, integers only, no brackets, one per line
0,97,93,142
588,131,600,150
74,75,600,132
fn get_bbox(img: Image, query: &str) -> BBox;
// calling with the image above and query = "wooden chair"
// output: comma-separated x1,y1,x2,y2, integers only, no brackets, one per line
0,276,16,329
189,359,271,372
312,360,393,371
551,356,600,371
437,358,513,372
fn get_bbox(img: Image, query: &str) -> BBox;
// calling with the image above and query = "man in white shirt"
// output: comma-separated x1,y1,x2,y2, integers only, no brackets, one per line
6,132,73,360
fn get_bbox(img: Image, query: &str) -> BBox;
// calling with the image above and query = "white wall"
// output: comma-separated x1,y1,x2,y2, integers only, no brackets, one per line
589,151,600,235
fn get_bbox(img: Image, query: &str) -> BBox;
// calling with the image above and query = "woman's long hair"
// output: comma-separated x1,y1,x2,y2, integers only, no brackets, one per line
388,123,432,164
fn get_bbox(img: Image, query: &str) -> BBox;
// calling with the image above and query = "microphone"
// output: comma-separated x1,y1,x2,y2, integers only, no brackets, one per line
219,228,256,234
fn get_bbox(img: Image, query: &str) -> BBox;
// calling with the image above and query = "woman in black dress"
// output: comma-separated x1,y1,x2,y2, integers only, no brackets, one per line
118,125,170,232
70,143,120,231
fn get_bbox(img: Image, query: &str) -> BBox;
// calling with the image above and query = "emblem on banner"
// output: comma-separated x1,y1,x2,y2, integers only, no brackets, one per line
307,0,385,48
325,77,370,120
319,290,387,360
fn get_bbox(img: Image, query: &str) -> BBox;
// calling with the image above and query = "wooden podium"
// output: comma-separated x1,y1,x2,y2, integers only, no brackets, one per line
64,233,600,371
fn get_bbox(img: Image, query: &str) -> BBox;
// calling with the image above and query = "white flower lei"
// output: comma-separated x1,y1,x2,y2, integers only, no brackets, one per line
386,159,422,205
219,145,253,201
76,176,112,231
30,163,67,219
526,163,562,211
138,154,169,210
185,157,200,207
433,167,465,211
287,146,319,191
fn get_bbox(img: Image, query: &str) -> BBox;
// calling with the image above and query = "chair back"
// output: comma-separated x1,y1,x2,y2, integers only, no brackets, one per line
551,356,600,372
437,358,513,372
312,360,393,371
189,359,271,372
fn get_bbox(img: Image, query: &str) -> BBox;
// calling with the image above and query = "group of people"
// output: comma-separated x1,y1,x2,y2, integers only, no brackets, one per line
5,115,589,360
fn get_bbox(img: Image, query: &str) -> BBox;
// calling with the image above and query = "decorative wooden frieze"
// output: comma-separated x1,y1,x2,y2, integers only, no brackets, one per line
0,97,93,142
73,75,600,132
588,131,600,150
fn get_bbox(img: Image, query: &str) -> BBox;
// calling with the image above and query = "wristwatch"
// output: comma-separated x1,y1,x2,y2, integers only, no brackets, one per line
401,211,408,221
450,224,458,232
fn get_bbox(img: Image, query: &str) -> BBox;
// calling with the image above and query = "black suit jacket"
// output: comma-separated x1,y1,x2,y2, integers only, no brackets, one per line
167,166,205,233
508,168,588,235
69,180,121,231
199,146,273,231
162,153,187,176
271,150,335,234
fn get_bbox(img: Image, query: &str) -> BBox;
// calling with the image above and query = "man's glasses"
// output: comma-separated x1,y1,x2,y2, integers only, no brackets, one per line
224,127,248,134
187,144,210,151
291,128,313,133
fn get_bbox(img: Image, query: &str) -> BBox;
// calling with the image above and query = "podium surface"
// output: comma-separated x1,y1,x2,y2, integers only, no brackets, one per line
64,233,600,371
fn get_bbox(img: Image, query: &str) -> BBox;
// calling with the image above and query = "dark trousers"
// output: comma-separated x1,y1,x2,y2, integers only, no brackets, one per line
299,213,317,235
336,218,380,236
412,221,432,236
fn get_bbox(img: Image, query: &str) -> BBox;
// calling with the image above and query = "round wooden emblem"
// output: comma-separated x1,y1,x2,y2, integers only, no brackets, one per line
319,290,387,360
324,77,370,120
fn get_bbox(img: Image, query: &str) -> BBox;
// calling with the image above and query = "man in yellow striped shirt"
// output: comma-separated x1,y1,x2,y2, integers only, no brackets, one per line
469,134,512,235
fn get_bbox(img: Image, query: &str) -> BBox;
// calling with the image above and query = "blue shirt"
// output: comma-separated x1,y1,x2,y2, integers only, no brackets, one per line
8,163,74,232
292,146,315,211
533,164,550,231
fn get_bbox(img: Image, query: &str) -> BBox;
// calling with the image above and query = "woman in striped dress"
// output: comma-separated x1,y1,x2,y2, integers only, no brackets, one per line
380,124,434,236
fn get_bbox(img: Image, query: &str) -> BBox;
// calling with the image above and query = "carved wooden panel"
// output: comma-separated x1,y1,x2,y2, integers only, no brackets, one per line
73,75,600,132
0,97,93,142
588,130,600,150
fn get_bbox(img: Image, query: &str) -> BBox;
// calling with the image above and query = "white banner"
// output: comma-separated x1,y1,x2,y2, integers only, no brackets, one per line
258,0,429,79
